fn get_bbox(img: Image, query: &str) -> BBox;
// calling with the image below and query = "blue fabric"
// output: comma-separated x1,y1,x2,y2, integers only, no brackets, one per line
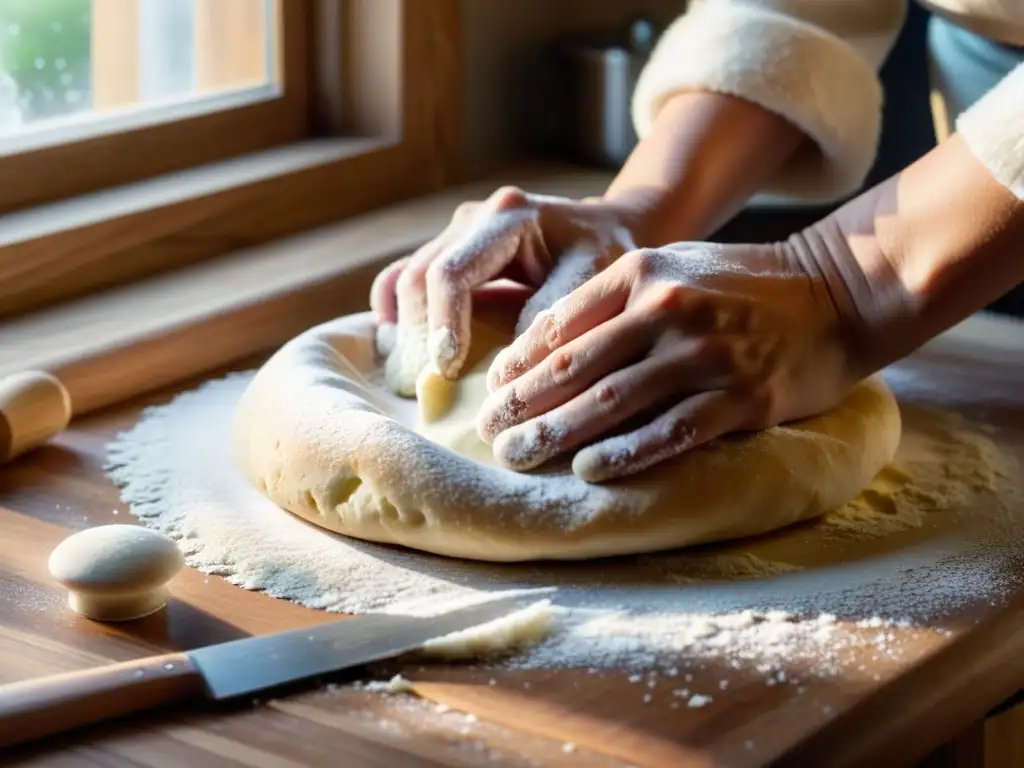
927,13,1024,127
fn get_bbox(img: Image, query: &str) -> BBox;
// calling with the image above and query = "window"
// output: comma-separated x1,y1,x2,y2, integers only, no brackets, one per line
1,0,278,137
0,0,308,210
1,0,461,316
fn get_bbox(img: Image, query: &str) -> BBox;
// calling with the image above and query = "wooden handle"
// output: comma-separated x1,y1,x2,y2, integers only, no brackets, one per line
0,370,72,464
0,652,205,748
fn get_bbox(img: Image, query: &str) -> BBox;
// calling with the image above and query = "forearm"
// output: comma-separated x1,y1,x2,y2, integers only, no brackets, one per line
604,91,806,246
797,133,1024,376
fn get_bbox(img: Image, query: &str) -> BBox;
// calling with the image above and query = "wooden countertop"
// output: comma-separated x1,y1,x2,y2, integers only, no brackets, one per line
2,312,1024,768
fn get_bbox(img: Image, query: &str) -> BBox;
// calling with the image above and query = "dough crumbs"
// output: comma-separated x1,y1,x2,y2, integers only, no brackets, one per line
419,600,554,660
688,694,713,708
356,674,415,694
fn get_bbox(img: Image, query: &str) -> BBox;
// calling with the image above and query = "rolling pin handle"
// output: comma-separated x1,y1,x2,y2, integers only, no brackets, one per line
0,370,72,464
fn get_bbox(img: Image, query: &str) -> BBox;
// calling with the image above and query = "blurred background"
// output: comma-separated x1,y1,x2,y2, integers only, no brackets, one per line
0,0,92,125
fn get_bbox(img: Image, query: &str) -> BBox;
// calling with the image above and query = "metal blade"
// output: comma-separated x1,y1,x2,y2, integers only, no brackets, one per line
189,593,532,699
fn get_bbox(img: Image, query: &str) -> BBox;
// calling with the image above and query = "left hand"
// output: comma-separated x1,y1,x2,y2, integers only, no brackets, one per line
475,241,863,482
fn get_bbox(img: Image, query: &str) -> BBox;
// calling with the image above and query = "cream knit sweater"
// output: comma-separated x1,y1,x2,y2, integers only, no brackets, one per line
632,0,1024,202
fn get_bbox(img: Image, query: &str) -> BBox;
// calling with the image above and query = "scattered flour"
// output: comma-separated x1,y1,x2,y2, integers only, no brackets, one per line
104,359,1024,686
688,694,713,709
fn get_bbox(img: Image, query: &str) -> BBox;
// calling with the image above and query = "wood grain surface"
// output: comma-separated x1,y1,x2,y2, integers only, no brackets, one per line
1,314,1024,767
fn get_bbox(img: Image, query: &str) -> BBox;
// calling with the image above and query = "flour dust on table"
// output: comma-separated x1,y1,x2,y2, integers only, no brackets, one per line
105,316,1024,681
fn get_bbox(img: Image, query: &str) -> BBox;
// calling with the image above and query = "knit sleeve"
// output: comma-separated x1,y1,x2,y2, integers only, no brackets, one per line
956,62,1024,200
632,0,907,202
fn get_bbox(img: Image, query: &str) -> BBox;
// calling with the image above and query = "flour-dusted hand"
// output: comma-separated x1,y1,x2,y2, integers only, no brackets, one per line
370,187,641,395
476,241,864,482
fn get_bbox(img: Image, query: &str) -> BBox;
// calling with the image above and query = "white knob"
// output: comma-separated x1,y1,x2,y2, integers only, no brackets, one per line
48,525,185,622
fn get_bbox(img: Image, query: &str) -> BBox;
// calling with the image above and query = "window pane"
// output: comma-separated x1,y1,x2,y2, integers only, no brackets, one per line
0,0,277,142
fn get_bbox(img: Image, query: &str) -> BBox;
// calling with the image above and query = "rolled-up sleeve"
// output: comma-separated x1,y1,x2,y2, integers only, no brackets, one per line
956,62,1024,200
632,0,907,202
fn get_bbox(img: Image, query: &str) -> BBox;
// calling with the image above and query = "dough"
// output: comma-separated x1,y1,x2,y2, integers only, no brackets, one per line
48,524,184,621
232,312,901,562
416,366,456,423
420,599,554,659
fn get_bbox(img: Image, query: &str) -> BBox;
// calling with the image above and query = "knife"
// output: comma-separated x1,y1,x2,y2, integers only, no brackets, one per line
0,592,536,748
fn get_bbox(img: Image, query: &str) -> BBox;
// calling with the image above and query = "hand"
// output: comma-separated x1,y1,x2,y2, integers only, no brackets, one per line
476,241,864,482
370,187,641,395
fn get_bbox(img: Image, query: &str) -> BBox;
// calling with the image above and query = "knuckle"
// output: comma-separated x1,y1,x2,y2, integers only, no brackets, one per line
453,201,477,221
396,261,428,295
593,382,624,414
681,294,718,329
426,255,457,284
533,309,562,350
629,248,663,280
644,281,687,316
690,337,727,366
662,415,696,449
737,338,769,372
490,185,530,212
548,349,576,386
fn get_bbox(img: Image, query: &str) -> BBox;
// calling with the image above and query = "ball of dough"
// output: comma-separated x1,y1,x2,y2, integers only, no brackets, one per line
233,313,901,562
48,525,185,621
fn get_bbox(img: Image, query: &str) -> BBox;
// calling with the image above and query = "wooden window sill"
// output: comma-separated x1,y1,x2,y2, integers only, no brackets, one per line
0,163,612,416
0,137,436,318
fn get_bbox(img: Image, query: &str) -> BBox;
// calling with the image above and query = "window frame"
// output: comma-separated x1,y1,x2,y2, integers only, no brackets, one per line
0,0,462,318
0,0,312,213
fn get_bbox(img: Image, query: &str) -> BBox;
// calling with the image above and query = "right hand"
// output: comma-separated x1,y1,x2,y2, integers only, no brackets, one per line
370,186,642,394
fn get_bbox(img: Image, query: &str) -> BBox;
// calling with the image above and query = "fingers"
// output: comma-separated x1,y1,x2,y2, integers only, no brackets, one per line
386,234,458,396
487,342,740,471
370,257,408,325
426,191,551,379
426,211,532,378
513,246,602,336
486,261,634,392
370,257,409,356
477,311,654,442
395,232,457,331
572,389,746,483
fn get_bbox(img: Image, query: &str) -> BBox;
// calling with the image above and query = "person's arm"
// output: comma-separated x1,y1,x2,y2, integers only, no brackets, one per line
478,64,1024,481
604,91,806,246
607,0,907,245
372,0,909,387
798,64,1024,379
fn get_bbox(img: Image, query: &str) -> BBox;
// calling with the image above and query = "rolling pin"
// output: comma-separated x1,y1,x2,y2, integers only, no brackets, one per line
0,371,73,465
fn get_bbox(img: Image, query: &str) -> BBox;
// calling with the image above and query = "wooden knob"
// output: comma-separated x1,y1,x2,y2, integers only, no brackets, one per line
0,371,72,464
48,525,185,622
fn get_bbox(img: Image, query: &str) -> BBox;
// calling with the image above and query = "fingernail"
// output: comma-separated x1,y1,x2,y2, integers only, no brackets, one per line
493,420,560,471
429,326,458,378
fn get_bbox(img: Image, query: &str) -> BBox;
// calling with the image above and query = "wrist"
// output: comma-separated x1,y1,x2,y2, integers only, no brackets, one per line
790,133,1024,379
782,219,895,383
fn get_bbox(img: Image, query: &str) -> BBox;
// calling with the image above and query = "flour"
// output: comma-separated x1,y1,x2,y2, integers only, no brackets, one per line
106,362,1024,688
